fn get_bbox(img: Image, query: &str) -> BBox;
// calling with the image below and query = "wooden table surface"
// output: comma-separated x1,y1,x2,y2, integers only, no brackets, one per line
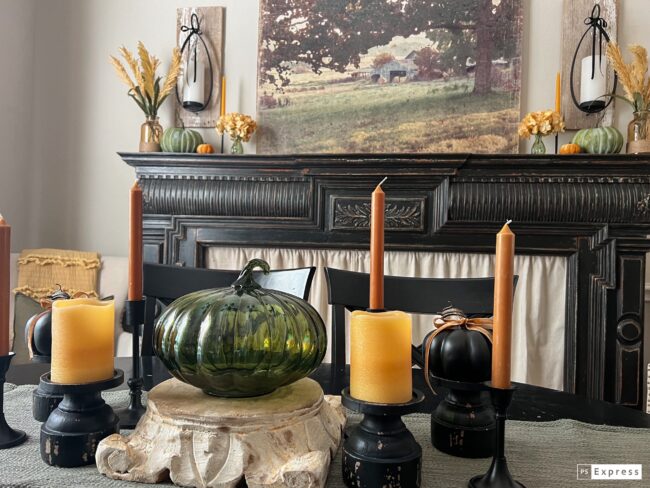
7,357,650,428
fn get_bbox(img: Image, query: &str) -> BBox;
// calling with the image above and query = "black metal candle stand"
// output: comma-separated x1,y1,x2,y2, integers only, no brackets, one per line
0,352,28,449
39,369,124,467
114,299,146,429
428,374,495,459
468,384,526,488
341,387,425,488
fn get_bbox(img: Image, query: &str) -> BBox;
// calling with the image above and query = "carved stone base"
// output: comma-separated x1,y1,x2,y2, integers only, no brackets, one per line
96,377,346,488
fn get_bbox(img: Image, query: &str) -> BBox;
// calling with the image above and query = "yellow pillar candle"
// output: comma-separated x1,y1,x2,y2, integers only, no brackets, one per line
51,298,115,384
350,310,412,403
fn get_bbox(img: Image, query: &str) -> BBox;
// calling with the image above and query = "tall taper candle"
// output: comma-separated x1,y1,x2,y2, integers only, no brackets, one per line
369,178,386,310
220,76,226,117
0,215,9,355
128,181,143,301
492,221,515,389
555,72,561,114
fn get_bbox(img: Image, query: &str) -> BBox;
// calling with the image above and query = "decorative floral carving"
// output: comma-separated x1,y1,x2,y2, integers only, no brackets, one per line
333,199,423,230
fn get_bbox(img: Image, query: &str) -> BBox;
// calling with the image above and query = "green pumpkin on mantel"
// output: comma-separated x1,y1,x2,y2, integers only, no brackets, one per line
160,127,204,153
572,127,624,154
153,259,327,397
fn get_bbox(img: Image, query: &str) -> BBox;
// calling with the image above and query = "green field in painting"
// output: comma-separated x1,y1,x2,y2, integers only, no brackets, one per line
257,78,518,154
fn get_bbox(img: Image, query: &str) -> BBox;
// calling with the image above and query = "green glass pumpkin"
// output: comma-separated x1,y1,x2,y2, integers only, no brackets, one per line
160,127,204,153
572,127,624,154
153,259,327,397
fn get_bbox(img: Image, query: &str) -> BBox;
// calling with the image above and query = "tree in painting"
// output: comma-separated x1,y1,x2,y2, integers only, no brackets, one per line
257,0,523,154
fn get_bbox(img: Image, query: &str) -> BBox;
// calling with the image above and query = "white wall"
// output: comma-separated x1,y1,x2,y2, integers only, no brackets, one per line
0,0,37,251
4,0,650,255
28,0,258,256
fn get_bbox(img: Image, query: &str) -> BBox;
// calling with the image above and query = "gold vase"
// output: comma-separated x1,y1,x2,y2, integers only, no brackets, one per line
627,110,650,154
139,116,163,152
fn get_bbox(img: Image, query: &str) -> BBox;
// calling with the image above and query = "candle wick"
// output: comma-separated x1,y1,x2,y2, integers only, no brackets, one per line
505,219,513,226
378,177,388,187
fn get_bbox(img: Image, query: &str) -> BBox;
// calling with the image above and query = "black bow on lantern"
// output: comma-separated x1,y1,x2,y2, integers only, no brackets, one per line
569,3,618,114
176,12,214,113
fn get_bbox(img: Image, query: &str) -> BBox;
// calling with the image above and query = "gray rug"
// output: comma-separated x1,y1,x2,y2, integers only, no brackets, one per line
0,384,648,487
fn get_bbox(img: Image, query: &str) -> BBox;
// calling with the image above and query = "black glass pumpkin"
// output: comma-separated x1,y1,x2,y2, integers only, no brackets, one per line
425,308,492,383
24,287,71,361
424,306,495,459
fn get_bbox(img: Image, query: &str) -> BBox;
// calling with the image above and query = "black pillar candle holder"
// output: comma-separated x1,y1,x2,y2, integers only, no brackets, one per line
39,369,124,467
429,374,495,459
341,387,424,488
32,380,63,422
468,385,526,488
114,299,146,429
0,352,28,449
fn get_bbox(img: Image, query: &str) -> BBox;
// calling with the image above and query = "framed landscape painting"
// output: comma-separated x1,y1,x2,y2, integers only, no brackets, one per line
257,0,523,154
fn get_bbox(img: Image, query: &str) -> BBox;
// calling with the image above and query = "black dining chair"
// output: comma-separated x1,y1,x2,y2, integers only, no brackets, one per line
140,262,317,356
324,267,518,394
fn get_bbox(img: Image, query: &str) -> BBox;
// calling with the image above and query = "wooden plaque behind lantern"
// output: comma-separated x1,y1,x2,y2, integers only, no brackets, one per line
561,0,618,130
175,6,225,128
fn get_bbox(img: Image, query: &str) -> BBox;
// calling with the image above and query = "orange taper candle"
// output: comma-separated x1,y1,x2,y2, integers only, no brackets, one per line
0,215,9,355
492,220,515,389
369,178,386,310
220,76,226,117
128,181,143,301
555,72,561,114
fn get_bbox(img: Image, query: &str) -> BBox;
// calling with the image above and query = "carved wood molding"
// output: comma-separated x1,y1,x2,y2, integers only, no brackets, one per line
330,197,425,231
450,182,650,223
140,175,312,218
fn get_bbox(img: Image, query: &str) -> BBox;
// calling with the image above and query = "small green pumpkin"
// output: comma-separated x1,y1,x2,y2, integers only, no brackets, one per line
572,127,624,154
160,127,204,153
153,259,327,397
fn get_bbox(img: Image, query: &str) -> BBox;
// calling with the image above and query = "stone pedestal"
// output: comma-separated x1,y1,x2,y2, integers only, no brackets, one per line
96,377,345,488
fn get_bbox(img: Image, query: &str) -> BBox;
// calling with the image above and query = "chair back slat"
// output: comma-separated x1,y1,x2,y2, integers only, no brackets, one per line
324,267,518,393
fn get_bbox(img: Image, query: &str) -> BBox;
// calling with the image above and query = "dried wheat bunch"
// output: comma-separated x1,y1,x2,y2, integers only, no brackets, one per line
606,42,650,112
110,42,181,117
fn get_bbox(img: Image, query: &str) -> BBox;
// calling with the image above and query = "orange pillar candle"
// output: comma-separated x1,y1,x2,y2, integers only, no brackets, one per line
369,178,386,310
51,298,115,384
128,181,143,301
555,72,561,114
220,76,226,117
0,215,9,356
492,221,515,389
350,310,412,403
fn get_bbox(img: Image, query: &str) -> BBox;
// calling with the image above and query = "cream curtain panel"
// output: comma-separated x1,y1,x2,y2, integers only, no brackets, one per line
207,247,566,391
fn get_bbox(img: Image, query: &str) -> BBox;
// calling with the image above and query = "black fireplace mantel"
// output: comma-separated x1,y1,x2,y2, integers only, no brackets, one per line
122,152,650,409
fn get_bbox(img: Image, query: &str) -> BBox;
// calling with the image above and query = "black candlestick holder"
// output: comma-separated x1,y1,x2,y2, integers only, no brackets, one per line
341,387,425,488
114,299,146,429
39,369,123,467
428,374,495,458
468,384,526,488
0,352,28,449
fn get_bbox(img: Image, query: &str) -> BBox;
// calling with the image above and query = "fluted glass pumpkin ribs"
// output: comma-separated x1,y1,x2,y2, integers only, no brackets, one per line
153,259,327,397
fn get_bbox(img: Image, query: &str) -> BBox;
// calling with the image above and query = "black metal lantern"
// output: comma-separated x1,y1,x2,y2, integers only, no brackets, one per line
177,13,214,113
569,4,618,114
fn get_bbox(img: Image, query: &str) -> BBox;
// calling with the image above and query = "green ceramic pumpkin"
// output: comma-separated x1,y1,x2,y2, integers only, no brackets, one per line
160,127,204,153
153,259,327,397
572,127,624,154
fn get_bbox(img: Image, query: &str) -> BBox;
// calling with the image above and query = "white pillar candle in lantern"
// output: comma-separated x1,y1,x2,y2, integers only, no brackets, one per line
580,55,607,106
182,50,205,111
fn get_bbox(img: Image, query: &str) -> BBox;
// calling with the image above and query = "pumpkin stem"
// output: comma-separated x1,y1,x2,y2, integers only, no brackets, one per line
232,259,271,294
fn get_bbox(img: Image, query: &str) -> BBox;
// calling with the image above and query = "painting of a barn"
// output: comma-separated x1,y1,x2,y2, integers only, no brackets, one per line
257,0,523,154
